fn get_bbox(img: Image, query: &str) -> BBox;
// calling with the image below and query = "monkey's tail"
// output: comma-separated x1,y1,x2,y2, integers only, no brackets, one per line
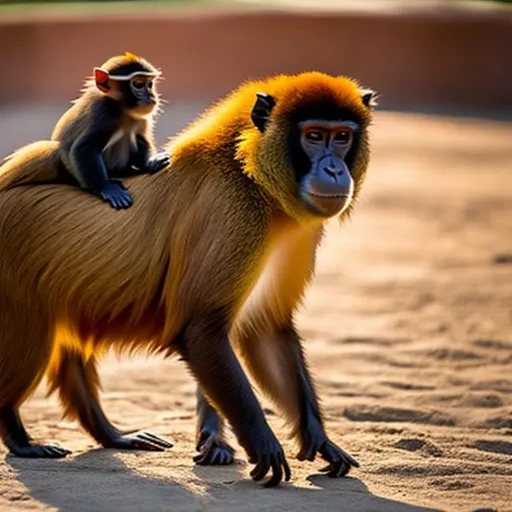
0,140,61,191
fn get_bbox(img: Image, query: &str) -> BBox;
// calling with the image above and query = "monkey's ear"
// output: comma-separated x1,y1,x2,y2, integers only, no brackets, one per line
361,89,378,109
94,67,111,93
251,92,276,133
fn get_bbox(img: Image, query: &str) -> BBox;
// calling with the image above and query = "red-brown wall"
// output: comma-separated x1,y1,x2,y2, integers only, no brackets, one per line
1,4,511,111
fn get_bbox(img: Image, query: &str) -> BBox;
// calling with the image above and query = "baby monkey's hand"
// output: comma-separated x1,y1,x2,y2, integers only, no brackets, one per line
146,152,171,174
99,180,133,209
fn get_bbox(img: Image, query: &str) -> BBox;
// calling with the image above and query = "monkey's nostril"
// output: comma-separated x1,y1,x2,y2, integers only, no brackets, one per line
324,165,346,177
324,166,338,177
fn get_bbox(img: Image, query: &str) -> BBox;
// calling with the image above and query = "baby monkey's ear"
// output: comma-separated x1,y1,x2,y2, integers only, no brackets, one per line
94,68,111,94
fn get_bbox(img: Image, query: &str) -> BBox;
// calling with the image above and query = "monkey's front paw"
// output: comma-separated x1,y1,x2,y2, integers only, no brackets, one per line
317,439,359,478
147,152,171,174
296,419,327,462
297,421,359,477
193,433,234,465
99,181,133,209
245,429,291,487
105,431,173,451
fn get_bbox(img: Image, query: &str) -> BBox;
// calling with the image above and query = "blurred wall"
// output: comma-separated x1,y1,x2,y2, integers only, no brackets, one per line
0,4,511,112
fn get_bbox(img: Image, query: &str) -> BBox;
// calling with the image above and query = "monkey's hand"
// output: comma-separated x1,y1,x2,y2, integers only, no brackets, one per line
99,180,133,209
194,430,234,466
146,151,171,174
243,426,291,487
297,419,359,478
318,439,359,478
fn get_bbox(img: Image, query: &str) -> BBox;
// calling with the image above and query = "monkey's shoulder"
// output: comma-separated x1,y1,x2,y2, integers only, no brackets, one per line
52,93,124,143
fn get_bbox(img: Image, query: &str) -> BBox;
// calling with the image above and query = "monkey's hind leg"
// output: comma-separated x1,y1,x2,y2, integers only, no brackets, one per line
0,297,70,458
48,350,173,451
194,387,234,465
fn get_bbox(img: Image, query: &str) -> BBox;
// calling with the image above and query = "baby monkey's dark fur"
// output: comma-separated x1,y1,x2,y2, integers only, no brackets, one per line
0,52,170,209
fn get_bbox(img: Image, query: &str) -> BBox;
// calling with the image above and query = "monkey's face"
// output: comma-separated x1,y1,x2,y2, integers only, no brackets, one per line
295,120,358,217
126,76,158,119
244,78,375,222
94,66,160,119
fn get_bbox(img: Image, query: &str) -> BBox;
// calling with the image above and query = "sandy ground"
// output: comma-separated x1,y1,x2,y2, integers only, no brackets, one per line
0,103,510,512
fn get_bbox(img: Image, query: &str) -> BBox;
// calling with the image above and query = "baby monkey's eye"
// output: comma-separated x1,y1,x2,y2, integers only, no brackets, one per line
148,81,154,89
132,81,145,90
305,130,323,142
333,130,352,145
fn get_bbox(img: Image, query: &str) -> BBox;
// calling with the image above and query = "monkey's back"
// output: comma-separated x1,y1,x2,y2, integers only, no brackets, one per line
1,72,366,345
51,91,123,154
0,149,270,349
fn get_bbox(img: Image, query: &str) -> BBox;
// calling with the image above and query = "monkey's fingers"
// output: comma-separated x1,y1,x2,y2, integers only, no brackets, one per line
250,451,290,487
334,446,359,468
319,461,351,478
100,182,133,209
109,198,122,210
137,431,174,448
154,151,171,162
117,191,133,209
9,443,71,458
108,431,173,451
100,191,119,209
193,435,234,465
194,445,231,465
40,444,72,458
111,192,133,210
117,437,162,451
263,452,291,488
264,456,283,488
317,439,359,478
250,454,270,481
282,453,292,481
217,450,232,465
296,439,317,462
148,153,171,174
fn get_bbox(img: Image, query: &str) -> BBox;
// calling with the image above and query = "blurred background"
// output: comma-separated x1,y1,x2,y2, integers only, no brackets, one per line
0,0,511,151
0,2,511,511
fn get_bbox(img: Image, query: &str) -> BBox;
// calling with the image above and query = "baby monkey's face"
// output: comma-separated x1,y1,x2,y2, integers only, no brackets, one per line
127,75,158,119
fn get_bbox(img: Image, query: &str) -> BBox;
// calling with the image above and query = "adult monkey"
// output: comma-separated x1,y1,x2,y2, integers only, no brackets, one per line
0,72,376,488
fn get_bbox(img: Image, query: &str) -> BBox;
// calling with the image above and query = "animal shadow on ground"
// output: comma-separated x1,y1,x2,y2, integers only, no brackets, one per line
7,448,442,512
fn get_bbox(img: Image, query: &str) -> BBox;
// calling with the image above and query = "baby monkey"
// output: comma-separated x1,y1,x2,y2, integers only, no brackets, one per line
53,52,170,209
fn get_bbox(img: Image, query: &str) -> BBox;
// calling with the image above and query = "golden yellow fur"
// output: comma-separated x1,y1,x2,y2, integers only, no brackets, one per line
0,72,373,453
171,71,372,222
0,141,61,191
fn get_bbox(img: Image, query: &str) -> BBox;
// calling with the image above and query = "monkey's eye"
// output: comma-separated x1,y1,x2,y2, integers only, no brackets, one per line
148,81,154,89
333,130,352,145
132,81,145,90
305,130,323,143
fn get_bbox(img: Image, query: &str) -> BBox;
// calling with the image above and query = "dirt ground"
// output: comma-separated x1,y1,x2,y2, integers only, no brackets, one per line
0,103,510,512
